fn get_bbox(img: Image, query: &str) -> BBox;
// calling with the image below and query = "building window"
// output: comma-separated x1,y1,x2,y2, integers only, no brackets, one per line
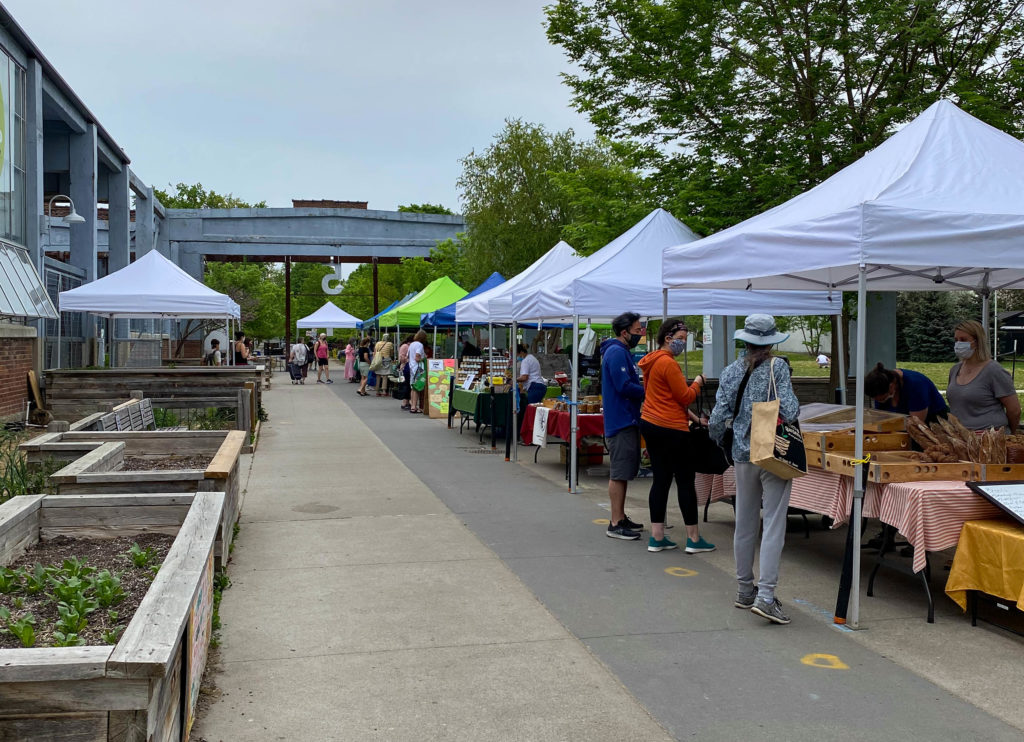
0,51,26,246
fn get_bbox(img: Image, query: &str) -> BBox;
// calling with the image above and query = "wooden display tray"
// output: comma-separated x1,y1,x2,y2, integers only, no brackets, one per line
974,464,1024,482
824,451,978,483
802,407,906,433
804,429,910,453
807,449,823,469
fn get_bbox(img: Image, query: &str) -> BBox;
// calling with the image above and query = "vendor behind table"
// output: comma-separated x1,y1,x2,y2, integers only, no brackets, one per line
865,363,948,425
947,320,1020,433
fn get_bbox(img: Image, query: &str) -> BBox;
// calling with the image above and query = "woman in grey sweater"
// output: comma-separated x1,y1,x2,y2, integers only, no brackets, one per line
709,314,800,625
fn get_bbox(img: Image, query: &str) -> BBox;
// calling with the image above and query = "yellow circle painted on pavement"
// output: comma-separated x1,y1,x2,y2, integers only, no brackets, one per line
665,566,698,578
800,653,849,670
593,518,610,525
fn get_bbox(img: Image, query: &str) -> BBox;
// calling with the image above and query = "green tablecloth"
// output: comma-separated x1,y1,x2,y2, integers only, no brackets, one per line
452,389,510,428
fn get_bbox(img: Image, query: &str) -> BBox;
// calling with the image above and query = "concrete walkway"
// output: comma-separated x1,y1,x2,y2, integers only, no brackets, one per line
196,380,1024,741
193,383,672,741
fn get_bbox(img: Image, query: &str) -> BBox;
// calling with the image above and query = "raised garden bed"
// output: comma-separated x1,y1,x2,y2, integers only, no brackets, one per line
21,431,244,569
0,491,223,741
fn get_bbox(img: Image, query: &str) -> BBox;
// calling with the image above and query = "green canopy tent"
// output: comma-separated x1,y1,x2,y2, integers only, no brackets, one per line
378,276,467,328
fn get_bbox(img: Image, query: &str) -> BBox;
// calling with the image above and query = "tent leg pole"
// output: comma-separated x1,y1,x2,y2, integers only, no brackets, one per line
836,310,847,405
662,288,668,322
454,322,459,360
57,313,62,369
433,327,437,359
488,323,493,375
511,320,518,463
839,267,868,628
982,293,990,337
570,314,579,494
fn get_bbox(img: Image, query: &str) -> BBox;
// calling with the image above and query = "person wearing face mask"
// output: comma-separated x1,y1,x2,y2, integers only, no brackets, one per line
600,311,647,540
516,344,547,406
947,320,1019,433
637,318,715,554
864,363,948,424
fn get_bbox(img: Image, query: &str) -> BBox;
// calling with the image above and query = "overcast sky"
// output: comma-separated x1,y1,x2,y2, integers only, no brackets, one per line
6,0,593,212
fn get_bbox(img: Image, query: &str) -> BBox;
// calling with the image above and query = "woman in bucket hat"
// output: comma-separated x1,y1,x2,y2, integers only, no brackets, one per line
708,314,800,625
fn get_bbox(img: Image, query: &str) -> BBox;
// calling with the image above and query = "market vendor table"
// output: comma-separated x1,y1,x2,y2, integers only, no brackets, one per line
519,404,606,443
451,388,512,444
694,467,884,526
878,481,1004,574
945,519,1024,630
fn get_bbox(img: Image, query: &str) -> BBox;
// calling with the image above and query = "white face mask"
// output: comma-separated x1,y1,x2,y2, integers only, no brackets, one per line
953,341,974,360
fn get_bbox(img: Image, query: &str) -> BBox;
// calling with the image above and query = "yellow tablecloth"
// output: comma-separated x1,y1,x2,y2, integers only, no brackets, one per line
945,518,1024,611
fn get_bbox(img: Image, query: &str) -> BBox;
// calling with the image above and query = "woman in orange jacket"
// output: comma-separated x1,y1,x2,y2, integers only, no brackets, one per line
636,318,716,555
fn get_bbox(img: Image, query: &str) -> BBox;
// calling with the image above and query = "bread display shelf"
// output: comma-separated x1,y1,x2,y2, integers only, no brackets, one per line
802,407,906,433
824,451,978,483
804,429,910,453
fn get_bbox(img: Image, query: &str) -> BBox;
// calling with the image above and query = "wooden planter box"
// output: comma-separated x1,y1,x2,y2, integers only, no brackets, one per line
0,491,224,742
23,431,244,569
44,367,264,425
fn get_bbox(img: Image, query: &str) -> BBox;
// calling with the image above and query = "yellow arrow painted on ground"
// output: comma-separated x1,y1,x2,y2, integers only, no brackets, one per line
801,653,849,670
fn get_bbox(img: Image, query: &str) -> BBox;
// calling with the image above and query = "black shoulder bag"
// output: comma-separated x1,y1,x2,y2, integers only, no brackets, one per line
691,385,731,474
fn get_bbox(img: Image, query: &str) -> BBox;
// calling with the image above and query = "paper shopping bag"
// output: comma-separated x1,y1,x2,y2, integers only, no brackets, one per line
749,360,807,480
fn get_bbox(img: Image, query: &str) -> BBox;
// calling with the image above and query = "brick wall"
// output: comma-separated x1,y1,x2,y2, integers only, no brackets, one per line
0,337,33,418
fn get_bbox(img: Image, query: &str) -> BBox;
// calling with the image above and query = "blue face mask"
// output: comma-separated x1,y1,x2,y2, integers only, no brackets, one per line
669,338,686,356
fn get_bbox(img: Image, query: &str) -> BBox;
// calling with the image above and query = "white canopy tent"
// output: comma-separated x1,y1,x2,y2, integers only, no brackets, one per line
296,301,362,333
505,208,842,493
455,241,582,325
59,250,241,368
661,99,1024,627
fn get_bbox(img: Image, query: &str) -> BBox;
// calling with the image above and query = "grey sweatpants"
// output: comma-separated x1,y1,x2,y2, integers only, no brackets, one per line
733,461,793,602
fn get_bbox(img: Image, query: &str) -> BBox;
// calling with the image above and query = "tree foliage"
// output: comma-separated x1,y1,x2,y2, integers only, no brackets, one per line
397,203,455,215
153,182,268,209
457,119,638,282
204,262,283,340
547,0,1024,234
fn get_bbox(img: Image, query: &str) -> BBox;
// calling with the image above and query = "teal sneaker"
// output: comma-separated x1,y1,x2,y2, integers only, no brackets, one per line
685,537,716,554
648,536,678,552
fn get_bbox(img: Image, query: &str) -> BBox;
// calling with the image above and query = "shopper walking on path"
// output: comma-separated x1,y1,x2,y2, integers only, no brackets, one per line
637,318,715,555
407,329,427,413
314,334,333,384
601,312,646,540
709,314,799,625
397,334,413,410
344,340,356,382
373,334,395,397
288,335,308,385
233,331,250,365
356,337,373,396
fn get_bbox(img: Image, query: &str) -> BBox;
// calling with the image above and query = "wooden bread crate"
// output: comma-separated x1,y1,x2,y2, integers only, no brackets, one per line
805,430,910,453
824,451,978,483
974,463,1024,481
802,407,906,433
807,449,824,469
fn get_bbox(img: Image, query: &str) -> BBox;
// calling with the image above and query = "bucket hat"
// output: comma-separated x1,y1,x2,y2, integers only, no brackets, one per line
734,314,789,346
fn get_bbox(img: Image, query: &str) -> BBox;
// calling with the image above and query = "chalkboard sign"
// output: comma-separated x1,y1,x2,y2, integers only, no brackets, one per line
967,482,1024,526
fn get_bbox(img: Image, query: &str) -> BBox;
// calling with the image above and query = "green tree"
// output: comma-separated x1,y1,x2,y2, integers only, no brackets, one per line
457,119,626,282
153,182,268,209
397,203,455,215
204,262,283,340
897,292,958,362
547,0,1024,235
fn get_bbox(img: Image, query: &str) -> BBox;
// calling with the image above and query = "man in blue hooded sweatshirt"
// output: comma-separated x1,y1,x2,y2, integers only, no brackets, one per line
601,312,646,540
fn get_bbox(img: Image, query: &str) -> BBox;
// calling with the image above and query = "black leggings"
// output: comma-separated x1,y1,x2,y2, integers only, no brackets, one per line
640,420,698,526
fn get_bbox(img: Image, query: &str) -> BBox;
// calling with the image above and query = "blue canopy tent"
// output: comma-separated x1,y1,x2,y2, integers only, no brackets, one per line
358,293,415,330
421,272,504,327
421,272,504,359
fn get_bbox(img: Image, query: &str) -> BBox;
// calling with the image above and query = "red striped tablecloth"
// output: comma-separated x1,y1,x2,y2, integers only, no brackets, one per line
694,467,882,526
878,481,1004,573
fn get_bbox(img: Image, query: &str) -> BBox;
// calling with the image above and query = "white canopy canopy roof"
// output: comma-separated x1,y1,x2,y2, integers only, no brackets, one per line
59,250,240,319
296,301,362,330
512,209,838,320
662,100,1024,293
455,241,582,324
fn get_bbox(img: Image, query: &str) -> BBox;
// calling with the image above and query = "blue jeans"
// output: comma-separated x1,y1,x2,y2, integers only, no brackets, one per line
526,382,547,405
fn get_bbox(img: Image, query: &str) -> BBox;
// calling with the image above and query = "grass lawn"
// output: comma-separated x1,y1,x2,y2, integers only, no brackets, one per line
679,350,1024,392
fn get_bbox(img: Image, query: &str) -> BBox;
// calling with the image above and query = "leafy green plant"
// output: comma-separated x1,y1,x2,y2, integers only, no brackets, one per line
60,557,95,579
0,607,36,648
102,626,123,645
107,608,119,623
153,407,181,428
0,431,60,503
0,566,20,593
90,570,125,608
52,631,85,647
56,603,90,635
12,596,24,609
47,576,91,606
23,564,51,595
127,543,156,569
